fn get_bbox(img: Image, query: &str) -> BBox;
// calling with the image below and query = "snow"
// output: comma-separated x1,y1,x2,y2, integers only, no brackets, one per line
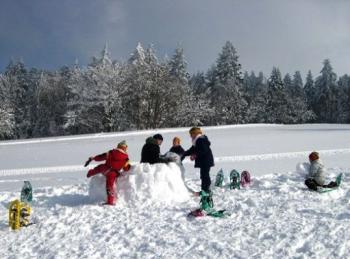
1,124,350,258
88,162,190,205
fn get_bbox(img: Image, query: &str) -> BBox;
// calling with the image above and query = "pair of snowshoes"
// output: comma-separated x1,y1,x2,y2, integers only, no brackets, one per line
8,181,33,230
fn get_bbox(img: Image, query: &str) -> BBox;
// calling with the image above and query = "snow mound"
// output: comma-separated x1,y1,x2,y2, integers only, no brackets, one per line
88,162,190,205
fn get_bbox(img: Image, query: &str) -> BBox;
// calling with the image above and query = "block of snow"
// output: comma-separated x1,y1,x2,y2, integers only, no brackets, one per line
88,162,190,205
296,162,310,177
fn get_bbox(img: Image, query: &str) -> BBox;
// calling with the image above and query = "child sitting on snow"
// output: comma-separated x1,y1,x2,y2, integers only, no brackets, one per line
305,151,338,191
84,140,131,205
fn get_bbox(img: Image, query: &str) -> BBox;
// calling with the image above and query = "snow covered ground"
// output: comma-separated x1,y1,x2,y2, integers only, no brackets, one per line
1,124,350,258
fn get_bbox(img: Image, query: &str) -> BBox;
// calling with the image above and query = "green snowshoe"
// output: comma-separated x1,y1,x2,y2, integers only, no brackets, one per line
214,169,224,187
229,170,240,190
20,181,33,203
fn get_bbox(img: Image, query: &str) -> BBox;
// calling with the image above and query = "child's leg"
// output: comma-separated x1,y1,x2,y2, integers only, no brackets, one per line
200,167,211,192
105,171,118,205
87,164,110,178
305,178,318,191
324,181,338,188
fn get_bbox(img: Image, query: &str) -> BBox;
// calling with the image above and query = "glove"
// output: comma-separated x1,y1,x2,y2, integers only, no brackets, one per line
84,157,93,167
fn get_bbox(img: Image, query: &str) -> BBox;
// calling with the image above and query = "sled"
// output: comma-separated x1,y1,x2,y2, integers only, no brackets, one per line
316,173,343,193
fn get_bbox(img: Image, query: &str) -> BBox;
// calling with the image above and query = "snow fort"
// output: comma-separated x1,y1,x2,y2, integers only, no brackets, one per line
88,161,190,205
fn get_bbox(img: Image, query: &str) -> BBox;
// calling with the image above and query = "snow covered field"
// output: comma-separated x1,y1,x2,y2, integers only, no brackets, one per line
1,124,350,258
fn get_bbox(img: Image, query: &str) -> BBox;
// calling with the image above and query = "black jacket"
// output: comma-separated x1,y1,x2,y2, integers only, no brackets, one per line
169,145,185,156
183,135,214,168
141,137,167,164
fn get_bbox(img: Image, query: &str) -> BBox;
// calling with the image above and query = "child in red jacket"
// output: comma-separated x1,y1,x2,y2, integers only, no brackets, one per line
84,140,131,205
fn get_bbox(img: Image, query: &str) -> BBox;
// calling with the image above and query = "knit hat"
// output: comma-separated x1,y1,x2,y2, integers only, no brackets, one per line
117,140,128,149
153,134,163,141
309,151,319,161
189,127,202,136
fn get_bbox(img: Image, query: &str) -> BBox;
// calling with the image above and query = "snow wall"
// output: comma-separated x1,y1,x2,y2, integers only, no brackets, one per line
88,162,190,205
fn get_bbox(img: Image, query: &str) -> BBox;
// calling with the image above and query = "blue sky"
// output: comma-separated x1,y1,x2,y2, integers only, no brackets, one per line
0,0,349,78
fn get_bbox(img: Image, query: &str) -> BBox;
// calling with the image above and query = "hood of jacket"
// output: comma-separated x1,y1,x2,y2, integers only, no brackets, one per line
145,136,157,145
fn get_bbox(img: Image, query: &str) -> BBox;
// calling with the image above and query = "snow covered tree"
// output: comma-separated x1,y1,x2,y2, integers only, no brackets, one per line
288,71,315,123
69,45,128,133
208,41,247,124
3,60,36,138
336,74,350,122
243,71,268,123
33,71,68,137
0,74,15,139
169,47,190,85
313,59,340,122
265,67,291,123
283,73,293,93
304,70,316,111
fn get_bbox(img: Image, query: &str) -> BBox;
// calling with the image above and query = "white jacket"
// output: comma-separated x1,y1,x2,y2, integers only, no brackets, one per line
308,159,326,185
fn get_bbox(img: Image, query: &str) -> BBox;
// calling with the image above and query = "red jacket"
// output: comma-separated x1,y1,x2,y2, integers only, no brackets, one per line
93,148,130,172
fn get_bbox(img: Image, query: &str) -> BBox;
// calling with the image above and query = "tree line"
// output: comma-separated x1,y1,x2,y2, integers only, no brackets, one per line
0,41,349,140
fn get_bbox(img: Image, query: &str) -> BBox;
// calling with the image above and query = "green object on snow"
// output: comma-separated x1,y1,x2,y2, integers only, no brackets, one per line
20,181,33,203
317,173,343,193
199,190,214,211
215,169,224,187
229,170,240,190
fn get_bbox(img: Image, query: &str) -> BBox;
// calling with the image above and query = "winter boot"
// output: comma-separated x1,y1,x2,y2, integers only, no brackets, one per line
200,190,214,212
105,189,116,205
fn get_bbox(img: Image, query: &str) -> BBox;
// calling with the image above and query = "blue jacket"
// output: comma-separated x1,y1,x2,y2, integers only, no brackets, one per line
183,135,214,168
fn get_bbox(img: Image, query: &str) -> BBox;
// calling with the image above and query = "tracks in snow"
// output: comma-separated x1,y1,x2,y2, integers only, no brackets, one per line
1,148,350,177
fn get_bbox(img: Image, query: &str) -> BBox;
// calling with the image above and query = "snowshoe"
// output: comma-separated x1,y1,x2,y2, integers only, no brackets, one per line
9,199,32,230
207,209,226,218
20,181,33,203
229,170,240,189
240,170,251,187
188,209,205,217
187,208,226,218
214,169,224,187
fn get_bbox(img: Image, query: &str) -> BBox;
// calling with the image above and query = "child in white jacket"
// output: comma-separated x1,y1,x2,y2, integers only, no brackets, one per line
305,151,338,190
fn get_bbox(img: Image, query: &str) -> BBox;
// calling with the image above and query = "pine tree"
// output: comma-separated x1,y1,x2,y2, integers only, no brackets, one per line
3,60,34,138
0,74,15,139
304,70,316,111
337,74,350,122
288,71,315,123
265,67,291,123
243,71,268,123
209,41,247,124
33,71,68,137
314,59,339,122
